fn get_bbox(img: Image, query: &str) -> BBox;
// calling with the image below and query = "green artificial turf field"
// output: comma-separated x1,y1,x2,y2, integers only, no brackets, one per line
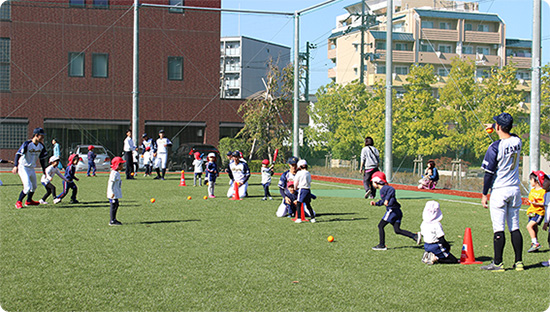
0,172,548,311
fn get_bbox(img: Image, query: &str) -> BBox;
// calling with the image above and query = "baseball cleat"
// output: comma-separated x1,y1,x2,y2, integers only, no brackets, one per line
15,201,23,209
527,243,541,253
480,262,504,272
372,244,387,251
513,261,524,271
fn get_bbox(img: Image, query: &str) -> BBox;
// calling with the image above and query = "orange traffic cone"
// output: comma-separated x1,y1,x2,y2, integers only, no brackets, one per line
460,227,482,265
292,203,309,222
179,170,186,186
229,181,241,200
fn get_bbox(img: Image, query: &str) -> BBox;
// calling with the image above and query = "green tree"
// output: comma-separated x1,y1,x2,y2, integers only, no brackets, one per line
541,64,550,160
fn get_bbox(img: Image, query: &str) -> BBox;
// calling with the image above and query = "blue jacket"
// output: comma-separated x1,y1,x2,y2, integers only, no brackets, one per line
374,184,401,211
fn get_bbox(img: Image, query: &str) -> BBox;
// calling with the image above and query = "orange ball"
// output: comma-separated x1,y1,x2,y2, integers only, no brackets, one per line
187,196,192,200
150,198,155,203
327,235,334,242
486,127,494,134
203,196,208,200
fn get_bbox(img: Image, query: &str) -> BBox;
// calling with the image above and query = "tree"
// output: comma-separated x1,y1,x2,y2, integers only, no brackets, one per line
541,64,550,159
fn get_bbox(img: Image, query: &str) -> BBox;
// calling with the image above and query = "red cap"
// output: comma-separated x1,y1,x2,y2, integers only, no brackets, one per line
111,156,126,170
533,170,547,186
68,154,81,164
194,152,201,160
372,171,387,184
262,159,269,165
88,145,94,150
287,181,294,187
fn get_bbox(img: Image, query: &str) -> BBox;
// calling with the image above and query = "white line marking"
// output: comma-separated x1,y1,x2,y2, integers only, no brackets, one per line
312,181,362,190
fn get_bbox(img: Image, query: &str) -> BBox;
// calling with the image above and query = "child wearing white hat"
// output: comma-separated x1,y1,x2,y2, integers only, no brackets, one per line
420,201,458,265
39,156,69,204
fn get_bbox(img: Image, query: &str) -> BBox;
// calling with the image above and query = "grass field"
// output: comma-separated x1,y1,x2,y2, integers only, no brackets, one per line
0,171,549,311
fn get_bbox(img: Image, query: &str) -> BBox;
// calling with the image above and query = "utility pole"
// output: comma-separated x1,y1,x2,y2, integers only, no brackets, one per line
304,42,316,101
384,0,393,181
530,0,541,172
360,0,365,84
132,0,139,144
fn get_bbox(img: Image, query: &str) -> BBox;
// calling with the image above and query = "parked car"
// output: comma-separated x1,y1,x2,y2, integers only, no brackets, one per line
168,143,221,171
72,145,111,172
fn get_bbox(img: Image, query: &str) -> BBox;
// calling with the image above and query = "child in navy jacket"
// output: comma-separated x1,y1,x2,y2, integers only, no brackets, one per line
55,154,80,204
370,171,421,250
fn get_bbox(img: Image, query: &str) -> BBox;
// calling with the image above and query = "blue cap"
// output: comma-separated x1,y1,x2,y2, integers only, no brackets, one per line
232,151,240,157
159,129,165,133
226,151,233,156
33,127,46,136
287,156,298,165
142,133,148,138
493,113,513,129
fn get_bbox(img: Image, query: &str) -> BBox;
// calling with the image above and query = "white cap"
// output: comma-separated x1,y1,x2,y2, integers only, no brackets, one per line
49,156,60,163
297,159,307,167
422,200,442,223
208,153,216,158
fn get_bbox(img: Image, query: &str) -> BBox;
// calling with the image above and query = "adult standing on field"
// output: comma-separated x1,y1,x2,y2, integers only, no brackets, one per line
123,129,137,180
360,136,380,199
480,112,524,272
52,138,63,170
154,129,172,180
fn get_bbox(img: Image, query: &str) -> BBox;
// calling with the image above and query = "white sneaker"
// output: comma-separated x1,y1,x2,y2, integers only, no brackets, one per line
53,198,61,204
310,218,316,223
262,197,267,201
295,219,302,223
39,199,48,205
269,197,273,200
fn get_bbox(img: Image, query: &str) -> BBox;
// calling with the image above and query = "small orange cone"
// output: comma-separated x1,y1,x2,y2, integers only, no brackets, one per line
179,170,186,186
229,181,241,200
292,203,309,222
460,227,482,265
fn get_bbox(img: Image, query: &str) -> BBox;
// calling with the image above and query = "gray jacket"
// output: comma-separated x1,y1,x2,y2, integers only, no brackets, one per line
360,146,380,170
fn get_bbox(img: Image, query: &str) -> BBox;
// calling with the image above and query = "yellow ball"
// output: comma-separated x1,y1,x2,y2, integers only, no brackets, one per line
327,236,334,242
486,127,494,134
203,196,208,200
131,172,134,176
187,196,192,200
150,198,155,203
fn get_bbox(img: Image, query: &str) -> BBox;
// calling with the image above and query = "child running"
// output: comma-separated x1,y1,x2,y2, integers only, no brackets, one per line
205,153,218,198
40,156,69,204
541,174,550,267
55,154,80,204
193,152,204,187
261,159,274,200
526,170,547,252
420,201,458,265
107,157,126,226
370,171,421,250
293,159,316,223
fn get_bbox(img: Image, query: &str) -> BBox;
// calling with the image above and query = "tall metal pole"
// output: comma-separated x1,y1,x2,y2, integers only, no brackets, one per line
384,0,393,181
132,0,139,144
360,0,365,84
530,0,541,172
293,11,300,158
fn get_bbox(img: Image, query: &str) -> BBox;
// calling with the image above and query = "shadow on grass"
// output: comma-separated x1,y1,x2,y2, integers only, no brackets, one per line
390,245,425,250
321,217,368,223
523,262,546,270
132,219,201,225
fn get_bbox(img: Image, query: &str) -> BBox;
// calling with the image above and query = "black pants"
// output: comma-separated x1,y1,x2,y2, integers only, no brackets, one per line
263,184,271,198
42,183,56,201
110,199,119,222
363,168,379,197
125,151,134,179
378,220,416,246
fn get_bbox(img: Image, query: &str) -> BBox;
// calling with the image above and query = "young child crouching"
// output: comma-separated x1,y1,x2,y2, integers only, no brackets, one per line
420,201,458,265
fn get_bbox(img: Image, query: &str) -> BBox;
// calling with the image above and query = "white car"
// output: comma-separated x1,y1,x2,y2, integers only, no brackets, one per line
73,145,112,172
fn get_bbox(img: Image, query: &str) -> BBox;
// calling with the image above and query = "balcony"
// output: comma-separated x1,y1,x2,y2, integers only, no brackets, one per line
421,28,459,42
464,31,501,44
418,52,459,65
327,48,337,60
506,56,531,68
328,68,336,79
373,50,415,63
461,54,501,67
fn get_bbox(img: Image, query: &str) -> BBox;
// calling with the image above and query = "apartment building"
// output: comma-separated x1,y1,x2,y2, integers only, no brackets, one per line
220,36,290,99
327,0,532,97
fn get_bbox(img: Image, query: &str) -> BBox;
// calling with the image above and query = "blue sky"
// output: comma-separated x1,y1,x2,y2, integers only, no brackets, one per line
221,0,550,93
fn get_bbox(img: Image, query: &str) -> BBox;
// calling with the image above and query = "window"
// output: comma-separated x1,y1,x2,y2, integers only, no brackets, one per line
376,41,385,50
476,68,490,78
353,68,358,76
68,52,84,77
421,21,434,29
395,66,408,75
438,68,448,77
465,23,473,31
376,64,386,74
462,46,474,54
476,47,489,55
0,38,9,91
92,53,108,78
393,22,405,32
0,1,11,20
0,120,27,149
69,0,85,7
516,72,530,80
420,44,434,52
477,24,489,32
439,22,452,30
395,43,408,51
438,44,452,53
168,56,183,80
169,0,184,13
93,0,108,8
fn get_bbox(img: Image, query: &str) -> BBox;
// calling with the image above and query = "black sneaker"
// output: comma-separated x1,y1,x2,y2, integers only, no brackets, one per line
364,190,372,199
109,220,122,226
372,244,387,251
69,199,80,204
154,176,161,180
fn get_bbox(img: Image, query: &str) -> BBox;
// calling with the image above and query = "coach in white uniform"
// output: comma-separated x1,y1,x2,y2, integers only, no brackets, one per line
480,113,524,271
12,127,48,209
227,151,250,198
154,129,172,180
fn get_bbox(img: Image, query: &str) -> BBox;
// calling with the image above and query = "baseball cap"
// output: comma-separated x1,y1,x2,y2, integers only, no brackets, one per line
287,181,295,187
111,156,126,170
159,129,165,134
262,159,269,165
49,156,60,163
33,127,46,136
493,113,513,129
532,170,547,186
68,154,81,164
287,156,298,165
208,153,216,158
372,171,387,184
422,200,443,223
226,151,233,156
232,151,240,157
88,145,94,150
297,159,307,167
194,152,201,160
142,133,148,138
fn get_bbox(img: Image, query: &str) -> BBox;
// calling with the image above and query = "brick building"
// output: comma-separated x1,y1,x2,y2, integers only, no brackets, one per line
0,0,246,161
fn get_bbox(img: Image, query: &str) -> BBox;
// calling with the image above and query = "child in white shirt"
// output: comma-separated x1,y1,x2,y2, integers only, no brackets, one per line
293,159,316,223
261,159,274,200
107,157,126,226
420,201,458,265
39,156,69,204
192,152,204,187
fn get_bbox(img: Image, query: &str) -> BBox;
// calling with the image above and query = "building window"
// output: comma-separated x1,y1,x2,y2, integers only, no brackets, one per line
92,53,108,78
0,120,27,149
93,0,108,8
395,66,408,75
420,44,434,52
353,67,358,76
516,72,530,80
462,46,474,54
69,0,85,7
476,47,490,55
438,44,452,53
476,68,490,78
68,52,85,77
0,1,11,20
421,21,434,29
376,41,385,50
465,23,473,31
438,68,448,77
376,64,386,74
0,38,10,91
168,56,183,80
395,43,408,51
393,22,405,32
477,24,489,32
169,0,184,13
439,22,452,30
